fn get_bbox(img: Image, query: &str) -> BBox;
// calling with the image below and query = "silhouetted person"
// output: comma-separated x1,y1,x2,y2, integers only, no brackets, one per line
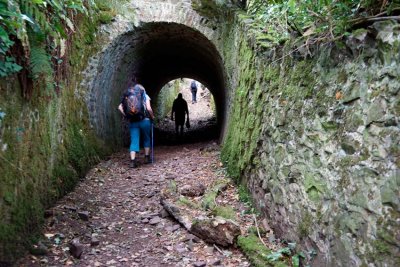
190,80,198,104
171,93,189,138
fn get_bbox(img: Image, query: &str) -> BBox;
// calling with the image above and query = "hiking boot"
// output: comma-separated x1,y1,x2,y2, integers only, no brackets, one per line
145,155,151,164
130,159,137,168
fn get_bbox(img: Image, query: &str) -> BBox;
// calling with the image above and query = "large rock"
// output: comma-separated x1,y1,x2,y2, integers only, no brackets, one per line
160,198,192,230
69,238,84,259
180,184,206,197
190,216,241,247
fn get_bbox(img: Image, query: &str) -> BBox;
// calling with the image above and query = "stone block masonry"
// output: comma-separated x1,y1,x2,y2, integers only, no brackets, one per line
221,18,400,266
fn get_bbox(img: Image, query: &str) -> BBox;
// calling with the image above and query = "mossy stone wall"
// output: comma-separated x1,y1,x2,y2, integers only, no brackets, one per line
0,14,113,263
221,18,399,266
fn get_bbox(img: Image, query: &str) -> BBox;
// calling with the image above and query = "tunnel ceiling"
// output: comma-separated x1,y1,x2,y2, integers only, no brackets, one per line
122,22,226,119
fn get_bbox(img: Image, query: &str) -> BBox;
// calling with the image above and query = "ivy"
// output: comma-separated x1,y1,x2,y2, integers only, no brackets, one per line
0,56,22,77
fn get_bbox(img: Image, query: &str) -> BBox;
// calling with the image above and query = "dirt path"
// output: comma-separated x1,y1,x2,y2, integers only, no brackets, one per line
18,142,252,267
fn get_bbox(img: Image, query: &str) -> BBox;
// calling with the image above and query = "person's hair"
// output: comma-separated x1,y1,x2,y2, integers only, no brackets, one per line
178,93,183,99
135,84,145,90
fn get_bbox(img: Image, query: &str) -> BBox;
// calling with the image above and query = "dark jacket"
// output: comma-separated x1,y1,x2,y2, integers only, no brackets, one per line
172,97,188,125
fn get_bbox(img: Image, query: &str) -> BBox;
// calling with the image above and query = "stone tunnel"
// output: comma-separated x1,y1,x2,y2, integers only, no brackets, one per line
83,1,228,146
0,0,399,266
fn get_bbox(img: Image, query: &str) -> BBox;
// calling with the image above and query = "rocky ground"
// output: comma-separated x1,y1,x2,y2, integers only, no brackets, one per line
16,83,252,267
17,82,293,267
17,143,255,267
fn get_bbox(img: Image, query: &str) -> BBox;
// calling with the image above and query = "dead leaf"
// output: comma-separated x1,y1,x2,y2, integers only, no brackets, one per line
335,91,343,100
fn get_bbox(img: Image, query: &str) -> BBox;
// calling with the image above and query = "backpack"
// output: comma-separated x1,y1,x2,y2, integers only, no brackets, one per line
190,81,197,90
123,85,145,122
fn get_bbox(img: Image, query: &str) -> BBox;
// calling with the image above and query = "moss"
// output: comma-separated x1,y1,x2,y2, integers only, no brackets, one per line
247,226,267,236
304,173,326,202
98,11,115,24
0,181,44,261
211,205,237,220
95,1,112,11
237,234,273,267
238,184,252,204
298,211,313,239
372,239,391,256
221,39,262,182
52,163,78,197
178,196,201,209
65,125,103,176
237,234,289,267
0,1,112,261
321,121,339,130
201,179,229,210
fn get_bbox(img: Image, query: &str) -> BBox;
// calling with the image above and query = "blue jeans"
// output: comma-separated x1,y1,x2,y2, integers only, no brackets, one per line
129,118,151,152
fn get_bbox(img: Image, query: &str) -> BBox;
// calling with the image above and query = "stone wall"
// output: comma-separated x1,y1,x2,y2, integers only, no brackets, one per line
221,18,400,266
0,12,115,263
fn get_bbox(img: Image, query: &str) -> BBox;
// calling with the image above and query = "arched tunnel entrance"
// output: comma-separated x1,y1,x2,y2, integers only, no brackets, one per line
154,78,218,144
87,22,227,147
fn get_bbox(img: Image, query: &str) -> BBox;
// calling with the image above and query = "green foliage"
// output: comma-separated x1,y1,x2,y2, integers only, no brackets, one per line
238,235,303,267
266,247,291,262
237,234,272,267
0,56,23,77
292,251,306,267
30,45,52,79
237,234,291,267
95,0,112,11
238,184,252,203
98,11,115,24
0,0,92,78
246,0,400,46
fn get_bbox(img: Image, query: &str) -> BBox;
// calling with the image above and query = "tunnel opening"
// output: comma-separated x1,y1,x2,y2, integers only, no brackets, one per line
154,78,218,145
87,22,228,148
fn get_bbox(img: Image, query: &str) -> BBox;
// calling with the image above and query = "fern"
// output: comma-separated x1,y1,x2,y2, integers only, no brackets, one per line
30,43,54,94
30,46,52,78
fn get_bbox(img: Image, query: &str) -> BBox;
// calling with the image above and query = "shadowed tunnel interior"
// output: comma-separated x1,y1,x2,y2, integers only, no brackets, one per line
87,22,227,147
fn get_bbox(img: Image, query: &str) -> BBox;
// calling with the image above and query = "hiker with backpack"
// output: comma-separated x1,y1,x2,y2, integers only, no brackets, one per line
190,80,198,104
171,93,189,138
118,84,155,168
